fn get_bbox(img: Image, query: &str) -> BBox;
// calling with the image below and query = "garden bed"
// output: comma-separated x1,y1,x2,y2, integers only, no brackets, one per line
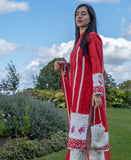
0,136,9,147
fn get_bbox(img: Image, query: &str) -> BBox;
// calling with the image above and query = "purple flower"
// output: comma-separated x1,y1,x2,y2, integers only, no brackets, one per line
2,114,5,117
8,113,11,117
4,119,7,122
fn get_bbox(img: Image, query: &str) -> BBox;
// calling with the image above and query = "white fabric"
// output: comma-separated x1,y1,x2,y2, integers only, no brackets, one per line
91,123,108,149
91,108,109,149
69,112,89,140
70,149,86,160
89,150,105,160
72,47,80,106
76,56,85,113
93,73,104,88
70,149,105,160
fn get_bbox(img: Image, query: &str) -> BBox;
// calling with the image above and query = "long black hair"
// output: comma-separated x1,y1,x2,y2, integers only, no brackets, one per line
74,4,97,56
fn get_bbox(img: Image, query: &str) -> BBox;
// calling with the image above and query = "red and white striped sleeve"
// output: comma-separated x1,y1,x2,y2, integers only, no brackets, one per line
88,32,104,95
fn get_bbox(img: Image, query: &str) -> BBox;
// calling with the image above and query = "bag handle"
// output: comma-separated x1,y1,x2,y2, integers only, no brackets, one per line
93,107,102,125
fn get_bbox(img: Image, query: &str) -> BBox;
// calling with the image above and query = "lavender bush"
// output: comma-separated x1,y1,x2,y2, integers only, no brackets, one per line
0,93,68,139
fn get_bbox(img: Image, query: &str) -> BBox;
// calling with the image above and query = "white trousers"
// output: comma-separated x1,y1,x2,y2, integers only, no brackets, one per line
89,150,105,160
70,149,105,160
70,149,86,160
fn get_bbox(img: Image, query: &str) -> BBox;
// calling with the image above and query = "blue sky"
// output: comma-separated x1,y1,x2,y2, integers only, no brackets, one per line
0,0,131,90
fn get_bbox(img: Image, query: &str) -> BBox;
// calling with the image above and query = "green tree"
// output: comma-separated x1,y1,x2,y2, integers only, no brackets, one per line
33,58,66,90
105,72,116,107
0,61,20,92
105,72,116,88
105,72,116,96
118,80,131,91
107,87,131,108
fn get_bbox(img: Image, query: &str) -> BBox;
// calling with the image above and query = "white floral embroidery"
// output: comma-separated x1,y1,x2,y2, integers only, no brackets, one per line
69,112,89,140
93,73,104,95
93,73,104,87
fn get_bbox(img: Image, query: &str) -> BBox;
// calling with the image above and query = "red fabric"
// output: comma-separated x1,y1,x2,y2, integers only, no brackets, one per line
68,138,87,150
104,149,111,160
61,32,111,160
65,150,70,160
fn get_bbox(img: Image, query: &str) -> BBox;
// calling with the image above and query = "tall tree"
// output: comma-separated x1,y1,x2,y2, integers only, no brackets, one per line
33,58,66,90
105,72,116,94
105,72,116,88
105,72,116,108
118,80,131,91
0,61,20,92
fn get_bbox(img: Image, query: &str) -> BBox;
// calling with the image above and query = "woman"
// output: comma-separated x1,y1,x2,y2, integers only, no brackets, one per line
54,4,111,160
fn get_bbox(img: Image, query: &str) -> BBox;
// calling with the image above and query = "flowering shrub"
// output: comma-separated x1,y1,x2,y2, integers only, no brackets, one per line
0,93,68,138
0,110,7,136
24,89,66,108
106,87,131,108
0,131,68,160
25,88,131,109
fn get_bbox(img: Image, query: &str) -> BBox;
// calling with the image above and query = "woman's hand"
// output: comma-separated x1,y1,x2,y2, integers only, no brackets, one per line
54,61,66,70
92,94,102,108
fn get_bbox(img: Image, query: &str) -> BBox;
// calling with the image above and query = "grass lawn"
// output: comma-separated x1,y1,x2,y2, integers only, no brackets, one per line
33,150,67,160
107,108,131,160
33,108,131,160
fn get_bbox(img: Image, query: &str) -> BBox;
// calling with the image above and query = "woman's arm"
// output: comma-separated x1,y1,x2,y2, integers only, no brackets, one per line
88,32,104,108
92,94,102,108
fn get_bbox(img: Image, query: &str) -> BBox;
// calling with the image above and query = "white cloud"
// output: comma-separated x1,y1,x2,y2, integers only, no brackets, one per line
0,39,19,56
0,0,29,14
105,63,131,84
77,0,119,3
122,22,131,39
20,41,74,89
101,35,131,84
101,35,131,65
19,35,131,90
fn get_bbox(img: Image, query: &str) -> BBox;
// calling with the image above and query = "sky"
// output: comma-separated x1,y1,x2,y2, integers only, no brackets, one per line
0,0,131,90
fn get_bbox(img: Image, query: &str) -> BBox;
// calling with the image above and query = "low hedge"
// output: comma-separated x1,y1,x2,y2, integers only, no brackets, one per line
24,89,66,108
0,131,68,160
24,88,131,109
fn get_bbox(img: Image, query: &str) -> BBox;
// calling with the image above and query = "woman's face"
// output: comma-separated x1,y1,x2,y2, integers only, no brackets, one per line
75,6,90,29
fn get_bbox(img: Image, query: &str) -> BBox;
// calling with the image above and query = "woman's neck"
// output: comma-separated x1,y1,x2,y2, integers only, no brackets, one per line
80,27,87,34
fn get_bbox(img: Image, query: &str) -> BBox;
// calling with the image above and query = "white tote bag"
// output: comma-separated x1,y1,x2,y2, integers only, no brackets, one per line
91,108,108,149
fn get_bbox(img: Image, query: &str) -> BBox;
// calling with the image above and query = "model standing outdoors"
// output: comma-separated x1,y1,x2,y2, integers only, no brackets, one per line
54,4,111,160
